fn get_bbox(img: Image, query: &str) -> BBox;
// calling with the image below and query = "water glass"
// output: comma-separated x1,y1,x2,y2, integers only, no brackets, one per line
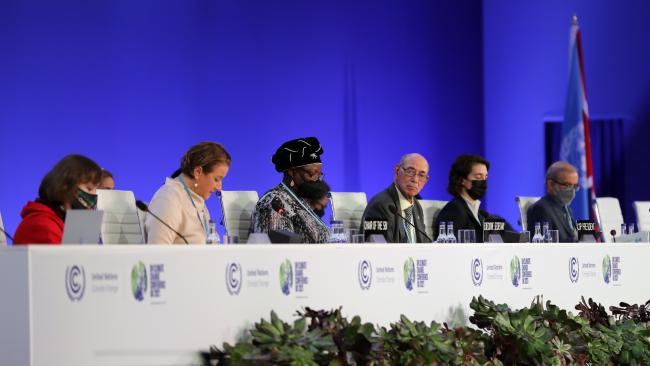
352,234,365,243
548,230,559,243
461,229,476,243
223,235,240,244
348,228,359,243
628,223,636,235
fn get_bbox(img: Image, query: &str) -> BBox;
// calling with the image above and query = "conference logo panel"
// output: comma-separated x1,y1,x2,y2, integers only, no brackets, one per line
130,260,166,304
65,264,120,302
509,255,533,289
403,256,428,293
279,258,308,297
357,260,372,290
602,254,622,286
469,257,503,287
65,265,86,301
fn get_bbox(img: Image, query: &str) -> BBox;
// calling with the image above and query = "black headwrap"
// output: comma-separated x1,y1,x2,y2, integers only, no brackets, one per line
272,137,324,172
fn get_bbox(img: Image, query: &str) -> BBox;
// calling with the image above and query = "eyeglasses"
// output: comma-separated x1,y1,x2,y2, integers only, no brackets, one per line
300,168,324,182
400,166,429,181
553,179,580,191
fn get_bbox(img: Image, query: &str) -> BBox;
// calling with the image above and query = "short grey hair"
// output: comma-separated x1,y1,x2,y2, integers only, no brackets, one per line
546,161,577,181
399,153,429,170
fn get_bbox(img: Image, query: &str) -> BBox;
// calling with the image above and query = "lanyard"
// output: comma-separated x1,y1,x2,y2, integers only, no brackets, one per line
280,182,329,230
179,176,209,237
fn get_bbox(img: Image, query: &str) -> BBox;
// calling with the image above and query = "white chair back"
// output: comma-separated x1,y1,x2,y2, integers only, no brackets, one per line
515,196,541,231
97,189,145,244
0,210,7,247
220,191,259,242
633,201,650,232
329,192,367,231
595,197,624,243
419,199,448,240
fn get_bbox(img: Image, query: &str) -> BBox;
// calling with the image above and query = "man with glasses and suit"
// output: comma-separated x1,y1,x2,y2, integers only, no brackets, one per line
526,161,579,243
361,153,431,243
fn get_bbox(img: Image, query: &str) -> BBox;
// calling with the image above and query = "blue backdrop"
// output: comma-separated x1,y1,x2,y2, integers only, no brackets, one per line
2,0,649,237
0,0,484,235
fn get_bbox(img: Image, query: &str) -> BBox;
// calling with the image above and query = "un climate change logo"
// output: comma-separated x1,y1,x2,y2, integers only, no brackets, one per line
602,255,612,284
471,258,483,286
510,256,521,287
226,262,242,295
403,257,415,291
131,261,148,301
279,259,293,295
569,257,580,283
65,265,86,301
358,260,372,290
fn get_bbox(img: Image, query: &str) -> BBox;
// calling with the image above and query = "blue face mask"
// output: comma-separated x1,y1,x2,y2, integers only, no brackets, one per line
71,188,98,209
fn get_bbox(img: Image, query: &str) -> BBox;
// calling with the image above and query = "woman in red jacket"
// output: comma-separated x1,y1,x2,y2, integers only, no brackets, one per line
13,154,102,245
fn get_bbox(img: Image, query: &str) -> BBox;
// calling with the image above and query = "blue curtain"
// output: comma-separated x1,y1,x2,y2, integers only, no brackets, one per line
545,119,626,219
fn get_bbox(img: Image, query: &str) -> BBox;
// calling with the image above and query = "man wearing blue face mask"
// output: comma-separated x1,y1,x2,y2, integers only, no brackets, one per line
527,161,579,243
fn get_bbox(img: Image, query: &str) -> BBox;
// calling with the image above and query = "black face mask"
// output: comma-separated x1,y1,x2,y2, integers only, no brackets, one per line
296,180,330,216
467,180,487,200
71,188,98,210
313,206,326,218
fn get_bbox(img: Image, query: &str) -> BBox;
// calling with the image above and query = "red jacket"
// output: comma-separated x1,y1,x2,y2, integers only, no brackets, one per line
13,201,64,245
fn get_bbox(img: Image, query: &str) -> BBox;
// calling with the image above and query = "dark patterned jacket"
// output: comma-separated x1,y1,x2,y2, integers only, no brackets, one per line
251,183,330,244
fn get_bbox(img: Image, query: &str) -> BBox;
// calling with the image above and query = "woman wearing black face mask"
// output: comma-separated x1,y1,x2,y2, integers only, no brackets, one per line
250,137,330,243
14,154,102,245
434,154,495,242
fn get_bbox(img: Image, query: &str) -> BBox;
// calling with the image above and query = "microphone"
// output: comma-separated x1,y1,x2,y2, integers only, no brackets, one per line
610,229,617,243
271,197,284,215
136,200,189,245
0,226,14,244
389,205,432,243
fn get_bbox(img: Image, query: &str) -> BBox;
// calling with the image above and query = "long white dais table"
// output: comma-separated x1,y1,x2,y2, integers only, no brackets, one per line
1,243,648,366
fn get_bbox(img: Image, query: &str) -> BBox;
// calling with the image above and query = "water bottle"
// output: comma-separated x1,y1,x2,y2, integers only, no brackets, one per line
543,222,552,243
532,222,543,243
206,219,221,244
329,220,347,243
436,222,447,243
446,221,457,243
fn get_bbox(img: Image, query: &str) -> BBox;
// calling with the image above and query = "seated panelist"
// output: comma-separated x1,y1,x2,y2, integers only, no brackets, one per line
14,154,102,245
99,169,115,190
250,137,330,244
145,142,231,244
361,153,431,243
434,154,494,242
526,161,579,243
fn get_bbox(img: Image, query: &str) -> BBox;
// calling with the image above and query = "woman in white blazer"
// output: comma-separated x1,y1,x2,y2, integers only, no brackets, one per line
146,142,231,244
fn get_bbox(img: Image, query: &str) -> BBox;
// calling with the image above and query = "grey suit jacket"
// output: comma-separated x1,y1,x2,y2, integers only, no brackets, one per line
361,184,430,243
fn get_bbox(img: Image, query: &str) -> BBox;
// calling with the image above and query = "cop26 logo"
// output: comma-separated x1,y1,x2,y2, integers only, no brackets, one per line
358,260,372,290
65,265,86,301
226,262,242,295
131,261,148,301
471,258,483,286
569,257,580,283
403,257,415,291
602,255,612,284
510,256,521,288
279,259,293,295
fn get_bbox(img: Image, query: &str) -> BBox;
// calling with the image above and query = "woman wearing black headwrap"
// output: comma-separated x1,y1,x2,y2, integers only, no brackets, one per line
250,137,330,243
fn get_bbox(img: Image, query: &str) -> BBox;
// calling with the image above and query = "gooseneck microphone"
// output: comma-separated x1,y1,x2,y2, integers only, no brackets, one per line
0,227,14,244
610,229,617,243
136,200,189,245
389,205,432,243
